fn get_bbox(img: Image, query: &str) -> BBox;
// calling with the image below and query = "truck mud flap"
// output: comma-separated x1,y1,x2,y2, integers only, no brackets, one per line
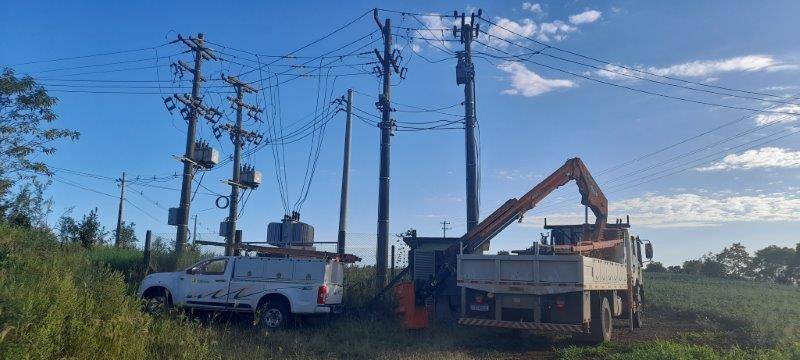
458,317,584,332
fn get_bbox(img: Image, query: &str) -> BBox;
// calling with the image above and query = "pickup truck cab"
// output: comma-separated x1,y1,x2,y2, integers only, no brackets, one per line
137,255,344,329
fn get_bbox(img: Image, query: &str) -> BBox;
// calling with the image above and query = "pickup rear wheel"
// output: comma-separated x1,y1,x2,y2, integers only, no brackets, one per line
258,301,291,330
589,297,613,343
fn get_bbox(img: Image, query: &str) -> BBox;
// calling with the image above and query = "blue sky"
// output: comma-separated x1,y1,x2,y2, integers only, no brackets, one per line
2,0,799,265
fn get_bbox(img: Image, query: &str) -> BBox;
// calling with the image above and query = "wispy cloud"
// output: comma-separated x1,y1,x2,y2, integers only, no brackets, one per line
526,192,800,228
597,55,794,79
569,10,602,25
754,104,800,125
696,147,800,171
497,61,575,97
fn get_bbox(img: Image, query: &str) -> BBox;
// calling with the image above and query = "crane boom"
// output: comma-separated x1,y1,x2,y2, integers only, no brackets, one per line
416,158,608,301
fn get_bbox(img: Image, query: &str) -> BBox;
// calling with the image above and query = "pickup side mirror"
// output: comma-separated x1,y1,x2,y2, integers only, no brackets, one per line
186,267,197,275
645,242,653,260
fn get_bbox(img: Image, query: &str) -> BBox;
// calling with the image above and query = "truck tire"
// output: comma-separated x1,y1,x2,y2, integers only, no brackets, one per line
258,300,291,330
589,297,613,343
632,285,644,328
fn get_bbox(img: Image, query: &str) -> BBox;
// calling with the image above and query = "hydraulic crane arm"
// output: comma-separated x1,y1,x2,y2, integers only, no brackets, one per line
455,157,608,258
415,158,608,302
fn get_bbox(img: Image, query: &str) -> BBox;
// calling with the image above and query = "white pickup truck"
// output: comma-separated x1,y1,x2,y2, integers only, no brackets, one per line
137,255,344,329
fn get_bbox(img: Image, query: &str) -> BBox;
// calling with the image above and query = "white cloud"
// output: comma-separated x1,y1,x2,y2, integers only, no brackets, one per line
598,55,792,80
611,193,800,227
696,147,800,171
537,20,576,42
413,14,454,51
754,104,800,125
497,61,575,96
522,2,543,14
568,10,602,25
486,18,538,48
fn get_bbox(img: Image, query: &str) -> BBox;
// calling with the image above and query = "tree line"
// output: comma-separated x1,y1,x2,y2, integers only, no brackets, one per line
646,242,800,285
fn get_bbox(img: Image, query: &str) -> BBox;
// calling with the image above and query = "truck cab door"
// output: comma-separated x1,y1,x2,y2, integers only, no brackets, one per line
180,258,232,308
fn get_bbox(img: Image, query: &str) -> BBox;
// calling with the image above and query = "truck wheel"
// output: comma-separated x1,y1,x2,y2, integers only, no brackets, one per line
632,286,644,328
589,297,613,343
258,301,291,330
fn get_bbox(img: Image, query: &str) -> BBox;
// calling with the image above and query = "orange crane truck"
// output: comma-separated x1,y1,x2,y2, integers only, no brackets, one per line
394,158,653,342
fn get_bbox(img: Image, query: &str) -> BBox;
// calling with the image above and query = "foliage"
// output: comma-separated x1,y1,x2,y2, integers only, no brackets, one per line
0,178,52,228
112,221,137,249
0,68,79,197
678,242,800,284
58,207,108,248
0,223,214,359
714,243,753,279
645,261,666,272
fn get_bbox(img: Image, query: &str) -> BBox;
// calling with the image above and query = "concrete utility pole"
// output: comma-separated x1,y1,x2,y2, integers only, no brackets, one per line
114,172,126,247
455,11,481,232
337,89,353,256
373,9,405,289
173,34,216,256
221,75,258,256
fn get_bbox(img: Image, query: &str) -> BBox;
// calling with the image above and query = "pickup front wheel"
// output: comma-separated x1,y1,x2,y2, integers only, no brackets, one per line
258,301,291,330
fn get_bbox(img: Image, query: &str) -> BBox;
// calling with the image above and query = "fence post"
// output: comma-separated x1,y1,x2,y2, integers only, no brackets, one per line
143,230,152,274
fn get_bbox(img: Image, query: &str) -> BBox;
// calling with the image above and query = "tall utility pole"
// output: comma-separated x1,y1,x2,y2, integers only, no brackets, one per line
114,172,126,247
173,34,216,256
373,9,404,289
455,11,481,233
221,75,258,256
337,89,353,256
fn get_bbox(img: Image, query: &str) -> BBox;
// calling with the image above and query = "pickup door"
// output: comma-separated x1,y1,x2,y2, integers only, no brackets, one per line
179,257,232,308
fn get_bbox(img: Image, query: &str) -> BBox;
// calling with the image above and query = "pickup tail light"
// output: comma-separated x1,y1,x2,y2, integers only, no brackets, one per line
317,284,329,305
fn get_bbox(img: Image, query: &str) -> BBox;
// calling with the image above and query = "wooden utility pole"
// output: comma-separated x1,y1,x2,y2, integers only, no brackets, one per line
173,33,216,256
373,9,404,289
455,10,482,233
337,89,353,256
440,220,452,238
114,172,126,247
221,74,260,256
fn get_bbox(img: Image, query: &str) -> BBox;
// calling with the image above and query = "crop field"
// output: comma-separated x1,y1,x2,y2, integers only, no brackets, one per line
2,226,800,359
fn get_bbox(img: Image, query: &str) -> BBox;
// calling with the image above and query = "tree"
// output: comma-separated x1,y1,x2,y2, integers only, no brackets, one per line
700,257,727,278
112,221,138,249
57,210,78,245
76,208,107,248
714,243,752,279
645,261,666,272
752,245,797,284
683,259,704,275
0,178,52,228
667,265,682,273
0,68,79,198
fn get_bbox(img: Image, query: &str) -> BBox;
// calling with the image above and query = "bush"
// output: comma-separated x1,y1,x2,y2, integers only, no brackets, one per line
0,223,216,359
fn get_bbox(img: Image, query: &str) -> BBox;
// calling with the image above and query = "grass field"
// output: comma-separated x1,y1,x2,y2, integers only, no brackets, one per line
2,225,800,359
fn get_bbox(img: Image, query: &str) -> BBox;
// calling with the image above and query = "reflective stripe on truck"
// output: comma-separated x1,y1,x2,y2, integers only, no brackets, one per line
458,317,585,332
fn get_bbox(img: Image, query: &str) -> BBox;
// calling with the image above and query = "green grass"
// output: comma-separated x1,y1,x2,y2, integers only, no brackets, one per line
4,224,800,359
646,272,800,346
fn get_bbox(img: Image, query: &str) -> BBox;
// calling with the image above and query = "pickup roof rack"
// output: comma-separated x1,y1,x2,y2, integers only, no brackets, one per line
194,240,362,263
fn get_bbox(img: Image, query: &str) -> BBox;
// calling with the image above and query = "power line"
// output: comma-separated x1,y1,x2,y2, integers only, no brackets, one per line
9,42,171,66
474,39,800,116
477,15,788,100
